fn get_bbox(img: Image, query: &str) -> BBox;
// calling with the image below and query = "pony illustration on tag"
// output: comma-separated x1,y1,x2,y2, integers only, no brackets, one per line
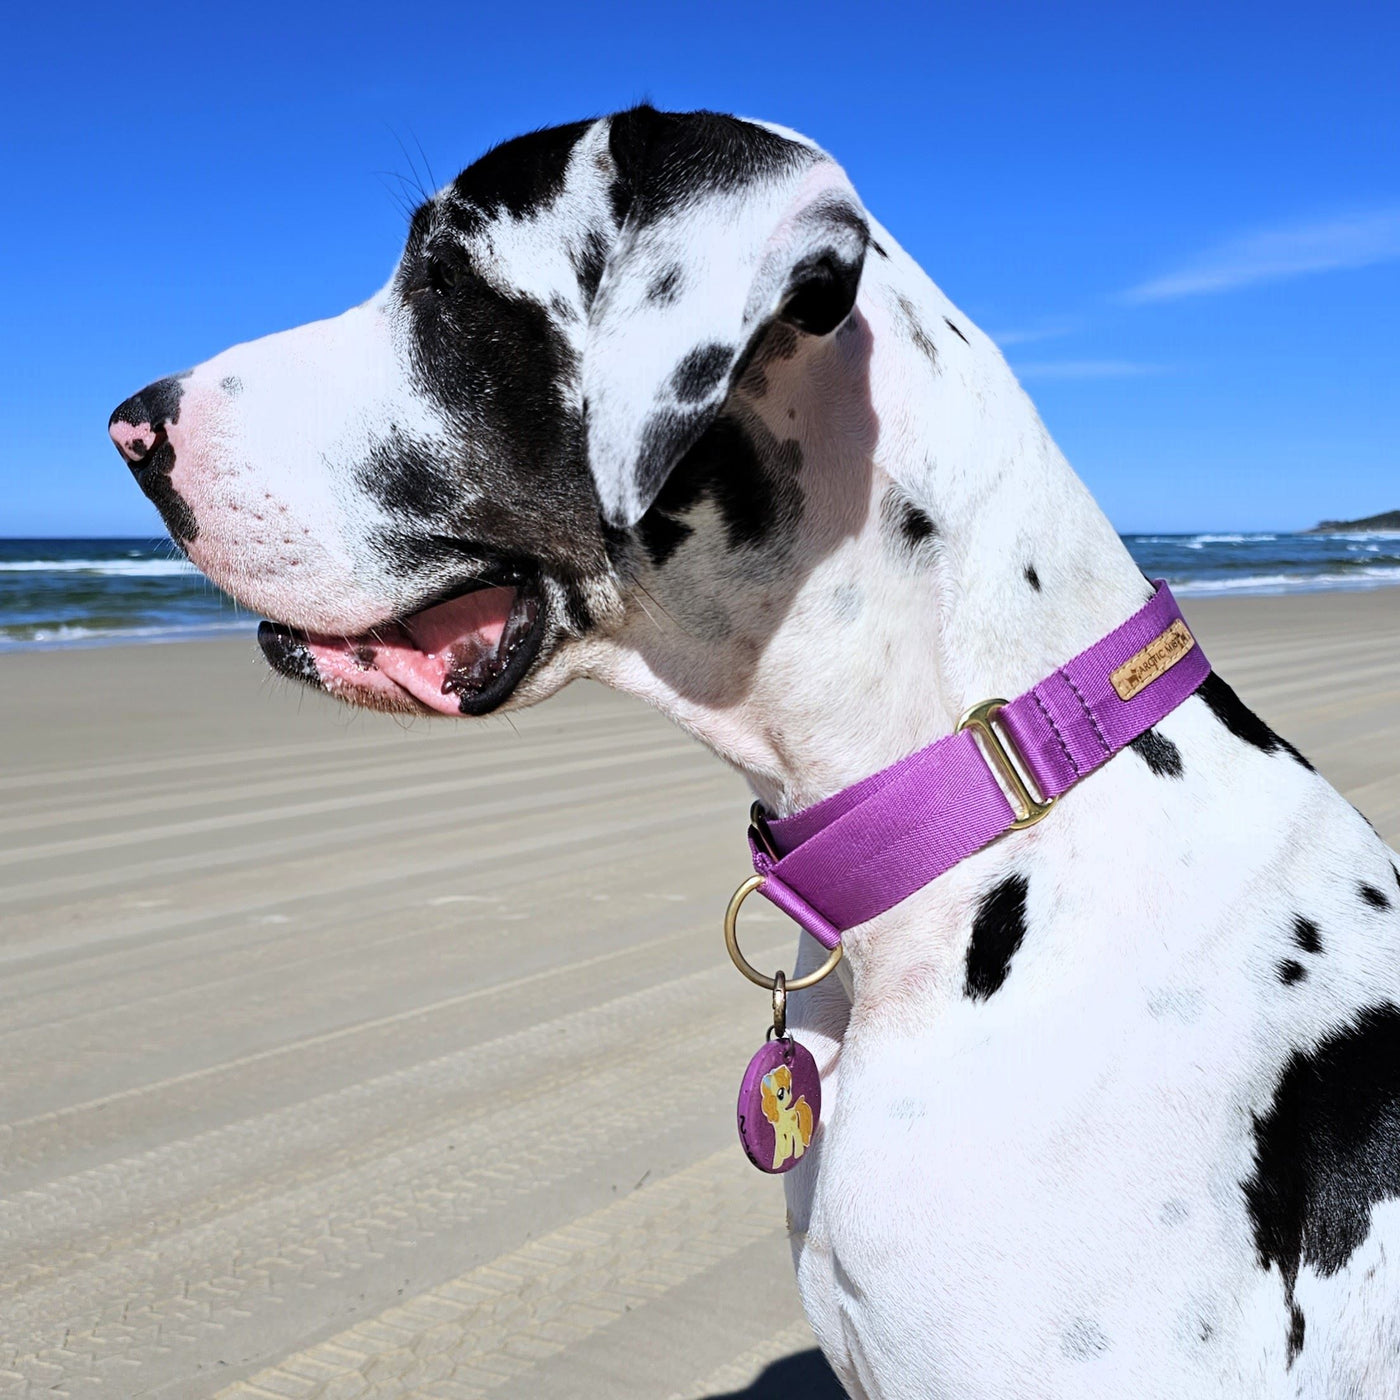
760,1063,814,1170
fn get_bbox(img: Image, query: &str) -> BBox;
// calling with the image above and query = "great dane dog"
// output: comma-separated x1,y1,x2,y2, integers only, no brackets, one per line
109,107,1400,1397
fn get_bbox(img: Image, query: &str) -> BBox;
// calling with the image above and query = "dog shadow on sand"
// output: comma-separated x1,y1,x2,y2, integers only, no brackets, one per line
704,1347,847,1398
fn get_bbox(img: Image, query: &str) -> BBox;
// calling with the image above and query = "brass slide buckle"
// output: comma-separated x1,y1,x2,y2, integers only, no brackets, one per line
957,698,1056,830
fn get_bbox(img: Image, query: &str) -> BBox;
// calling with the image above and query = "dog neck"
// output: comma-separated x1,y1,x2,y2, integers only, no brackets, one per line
598,227,1151,822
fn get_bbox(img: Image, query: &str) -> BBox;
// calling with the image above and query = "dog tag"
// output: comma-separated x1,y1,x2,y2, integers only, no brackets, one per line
737,1035,821,1174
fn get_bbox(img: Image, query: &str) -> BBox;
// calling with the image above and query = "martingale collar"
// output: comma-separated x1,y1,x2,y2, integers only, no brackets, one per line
744,580,1210,948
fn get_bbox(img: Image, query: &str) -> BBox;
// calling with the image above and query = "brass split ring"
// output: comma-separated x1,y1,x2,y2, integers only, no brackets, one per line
724,874,844,992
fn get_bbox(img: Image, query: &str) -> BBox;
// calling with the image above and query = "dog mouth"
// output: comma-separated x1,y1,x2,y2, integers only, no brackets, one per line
258,574,547,717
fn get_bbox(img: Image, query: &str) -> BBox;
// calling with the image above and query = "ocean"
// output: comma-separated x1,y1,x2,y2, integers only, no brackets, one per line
0,538,255,651
1,531,1398,651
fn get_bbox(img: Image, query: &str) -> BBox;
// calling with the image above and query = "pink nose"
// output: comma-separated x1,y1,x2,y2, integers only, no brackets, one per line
108,415,165,464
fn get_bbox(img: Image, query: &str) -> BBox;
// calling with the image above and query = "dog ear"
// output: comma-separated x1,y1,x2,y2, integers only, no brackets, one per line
584,108,870,527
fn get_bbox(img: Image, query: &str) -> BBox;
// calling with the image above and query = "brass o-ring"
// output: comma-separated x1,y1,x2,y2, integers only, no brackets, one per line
724,875,844,991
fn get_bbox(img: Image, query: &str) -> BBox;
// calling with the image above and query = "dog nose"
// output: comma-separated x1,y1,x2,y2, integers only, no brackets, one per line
109,408,166,466
108,376,185,469
108,374,199,542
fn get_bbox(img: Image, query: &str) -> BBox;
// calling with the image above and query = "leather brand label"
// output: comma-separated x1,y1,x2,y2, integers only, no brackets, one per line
1109,619,1196,701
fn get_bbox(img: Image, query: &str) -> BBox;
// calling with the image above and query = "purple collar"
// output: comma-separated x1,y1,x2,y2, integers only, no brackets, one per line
747,580,1210,947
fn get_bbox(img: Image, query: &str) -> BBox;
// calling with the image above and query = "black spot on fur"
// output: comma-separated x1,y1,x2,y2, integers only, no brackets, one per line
1024,564,1042,592
357,433,458,518
636,510,694,567
1279,960,1308,985
671,343,733,403
642,413,803,560
881,491,937,552
450,121,592,220
871,239,888,258
634,407,710,507
964,875,1029,1001
1197,673,1314,771
1288,1303,1306,1365
131,436,198,544
902,506,936,546
647,263,683,305
401,240,579,463
895,294,938,370
1292,916,1323,955
1243,1003,1400,1361
1360,882,1392,911
607,105,807,229
1130,729,1184,778
943,316,970,345
1060,1319,1110,1360
571,227,609,306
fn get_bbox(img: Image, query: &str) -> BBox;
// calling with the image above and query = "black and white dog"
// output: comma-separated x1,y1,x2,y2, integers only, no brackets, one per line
109,108,1400,1398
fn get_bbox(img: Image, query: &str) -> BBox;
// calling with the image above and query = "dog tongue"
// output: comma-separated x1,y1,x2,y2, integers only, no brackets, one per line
307,586,521,716
402,588,515,658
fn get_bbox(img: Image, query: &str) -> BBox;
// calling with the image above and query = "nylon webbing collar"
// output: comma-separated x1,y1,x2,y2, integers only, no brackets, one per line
746,581,1210,947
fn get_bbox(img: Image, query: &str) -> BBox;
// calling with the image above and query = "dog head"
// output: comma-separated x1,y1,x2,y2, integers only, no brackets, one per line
108,107,871,720
760,1064,795,1125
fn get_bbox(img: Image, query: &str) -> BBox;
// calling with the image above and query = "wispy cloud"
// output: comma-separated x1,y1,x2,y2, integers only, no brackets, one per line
1014,360,1163,380
990,317,1083,346
1122,209,1400,304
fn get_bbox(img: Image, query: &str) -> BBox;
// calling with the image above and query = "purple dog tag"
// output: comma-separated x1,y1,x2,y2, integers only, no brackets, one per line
737,1036,821,1174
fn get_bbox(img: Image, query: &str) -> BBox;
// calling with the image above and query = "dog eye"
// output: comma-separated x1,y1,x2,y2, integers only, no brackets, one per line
430,256,463,292
408,253,465,300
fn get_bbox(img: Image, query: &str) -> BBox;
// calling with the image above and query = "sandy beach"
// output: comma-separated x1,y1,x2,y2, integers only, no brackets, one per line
1,588,1397,1400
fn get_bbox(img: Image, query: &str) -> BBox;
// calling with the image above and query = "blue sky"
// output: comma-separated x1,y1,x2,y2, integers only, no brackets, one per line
3,0,1396,536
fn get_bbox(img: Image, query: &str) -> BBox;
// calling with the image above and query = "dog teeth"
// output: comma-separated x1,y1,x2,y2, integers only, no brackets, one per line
439,592,539,697
441,594,540,696
440,636,513,695
442,656,495,695
441,632,523,695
